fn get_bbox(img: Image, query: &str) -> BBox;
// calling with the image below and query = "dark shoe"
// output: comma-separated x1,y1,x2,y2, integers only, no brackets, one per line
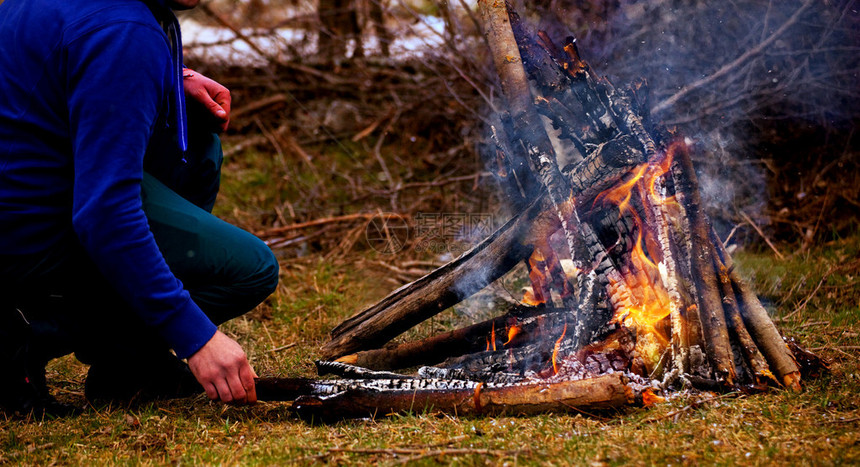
0,355,81,419
85,353,203,405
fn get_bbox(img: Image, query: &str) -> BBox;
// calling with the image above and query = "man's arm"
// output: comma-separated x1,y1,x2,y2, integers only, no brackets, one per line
179,71,260,402
65,19,254,403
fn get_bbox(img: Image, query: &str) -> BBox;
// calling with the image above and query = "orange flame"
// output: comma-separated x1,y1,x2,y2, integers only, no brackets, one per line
552,322,568,375
593,163,648,212
504,324,521,346
643,142,682,207
523,248,550,306
592,146,684,350
491,321,497,352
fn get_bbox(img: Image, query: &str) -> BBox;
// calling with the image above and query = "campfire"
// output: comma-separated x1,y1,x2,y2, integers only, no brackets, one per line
256,1,816,419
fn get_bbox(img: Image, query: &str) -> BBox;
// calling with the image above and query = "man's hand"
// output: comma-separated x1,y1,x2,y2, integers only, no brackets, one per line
188,330,257,404
183,68,231,132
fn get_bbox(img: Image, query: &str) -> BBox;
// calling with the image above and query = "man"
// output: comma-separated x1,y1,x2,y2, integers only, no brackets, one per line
0,0,279,417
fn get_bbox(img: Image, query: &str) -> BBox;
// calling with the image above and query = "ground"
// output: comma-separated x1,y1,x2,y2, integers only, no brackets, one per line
1,158,858,463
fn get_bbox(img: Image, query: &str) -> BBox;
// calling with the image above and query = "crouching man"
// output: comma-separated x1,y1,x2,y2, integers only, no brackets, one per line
0,0,279,417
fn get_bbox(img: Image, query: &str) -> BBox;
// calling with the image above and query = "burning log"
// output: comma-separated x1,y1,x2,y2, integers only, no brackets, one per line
335,304,553,370
293,1,813,419
257,373,636,420
671,142,736,385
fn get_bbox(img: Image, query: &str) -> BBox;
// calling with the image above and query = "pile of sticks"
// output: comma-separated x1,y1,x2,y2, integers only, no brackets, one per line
258,1,809,419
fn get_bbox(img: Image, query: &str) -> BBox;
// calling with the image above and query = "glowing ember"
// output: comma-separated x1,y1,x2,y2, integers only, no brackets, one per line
641,388,665,407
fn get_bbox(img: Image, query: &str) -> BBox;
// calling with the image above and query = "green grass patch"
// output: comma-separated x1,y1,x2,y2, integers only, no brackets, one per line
3,230,859,464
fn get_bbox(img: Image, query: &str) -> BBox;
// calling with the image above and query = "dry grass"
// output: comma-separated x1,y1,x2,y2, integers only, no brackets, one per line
2,216,859,465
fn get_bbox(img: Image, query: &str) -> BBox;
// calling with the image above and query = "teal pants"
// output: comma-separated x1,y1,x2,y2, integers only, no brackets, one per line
0,130,278,367
142,130,279,325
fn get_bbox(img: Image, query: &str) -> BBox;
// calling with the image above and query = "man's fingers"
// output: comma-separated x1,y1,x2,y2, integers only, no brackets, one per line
198,90,228,121
226,372,248,404
211,88,231,132
240,365,257,404
203,383,219,401
214,88,231,116
214,379,234,403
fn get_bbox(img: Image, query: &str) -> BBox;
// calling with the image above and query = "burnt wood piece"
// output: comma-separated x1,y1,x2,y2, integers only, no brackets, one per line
290,373,635,420
478,0,587,283
671,143,736,385
334,304,555,370
432,312,616,382
315,361,416,379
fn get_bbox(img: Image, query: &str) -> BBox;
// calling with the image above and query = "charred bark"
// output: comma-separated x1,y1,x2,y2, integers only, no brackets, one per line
289,373,635,420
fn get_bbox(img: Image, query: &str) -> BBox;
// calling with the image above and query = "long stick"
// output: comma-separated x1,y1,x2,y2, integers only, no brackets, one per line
478,0,587,280
334,305,554,370
672,144,736,385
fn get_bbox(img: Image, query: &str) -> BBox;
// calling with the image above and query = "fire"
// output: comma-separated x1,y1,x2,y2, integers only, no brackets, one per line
513,142,686,375
643,141,682,207
523,248,549,306
521,288,542,307
491,321,497,352
552,322,567,375
641,388,665,407
504,324,521,345
593,163,648,212
592,146,685,362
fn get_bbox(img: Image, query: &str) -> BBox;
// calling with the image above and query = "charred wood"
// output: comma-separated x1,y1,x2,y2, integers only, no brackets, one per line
671,143,736,385
333,304,553,370
290,373,635,420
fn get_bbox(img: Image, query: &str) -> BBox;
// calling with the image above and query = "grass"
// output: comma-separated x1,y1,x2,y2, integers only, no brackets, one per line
2,148,859,465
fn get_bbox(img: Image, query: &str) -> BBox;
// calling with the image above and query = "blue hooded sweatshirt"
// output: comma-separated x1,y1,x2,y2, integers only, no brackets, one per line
0,0,216,358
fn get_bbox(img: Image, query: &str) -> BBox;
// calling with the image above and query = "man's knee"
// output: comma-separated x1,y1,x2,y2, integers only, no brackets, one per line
189,238,278,324
241,243,279,302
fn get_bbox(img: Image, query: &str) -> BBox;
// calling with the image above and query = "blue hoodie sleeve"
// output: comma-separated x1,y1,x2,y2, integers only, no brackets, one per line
65,19,217,359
